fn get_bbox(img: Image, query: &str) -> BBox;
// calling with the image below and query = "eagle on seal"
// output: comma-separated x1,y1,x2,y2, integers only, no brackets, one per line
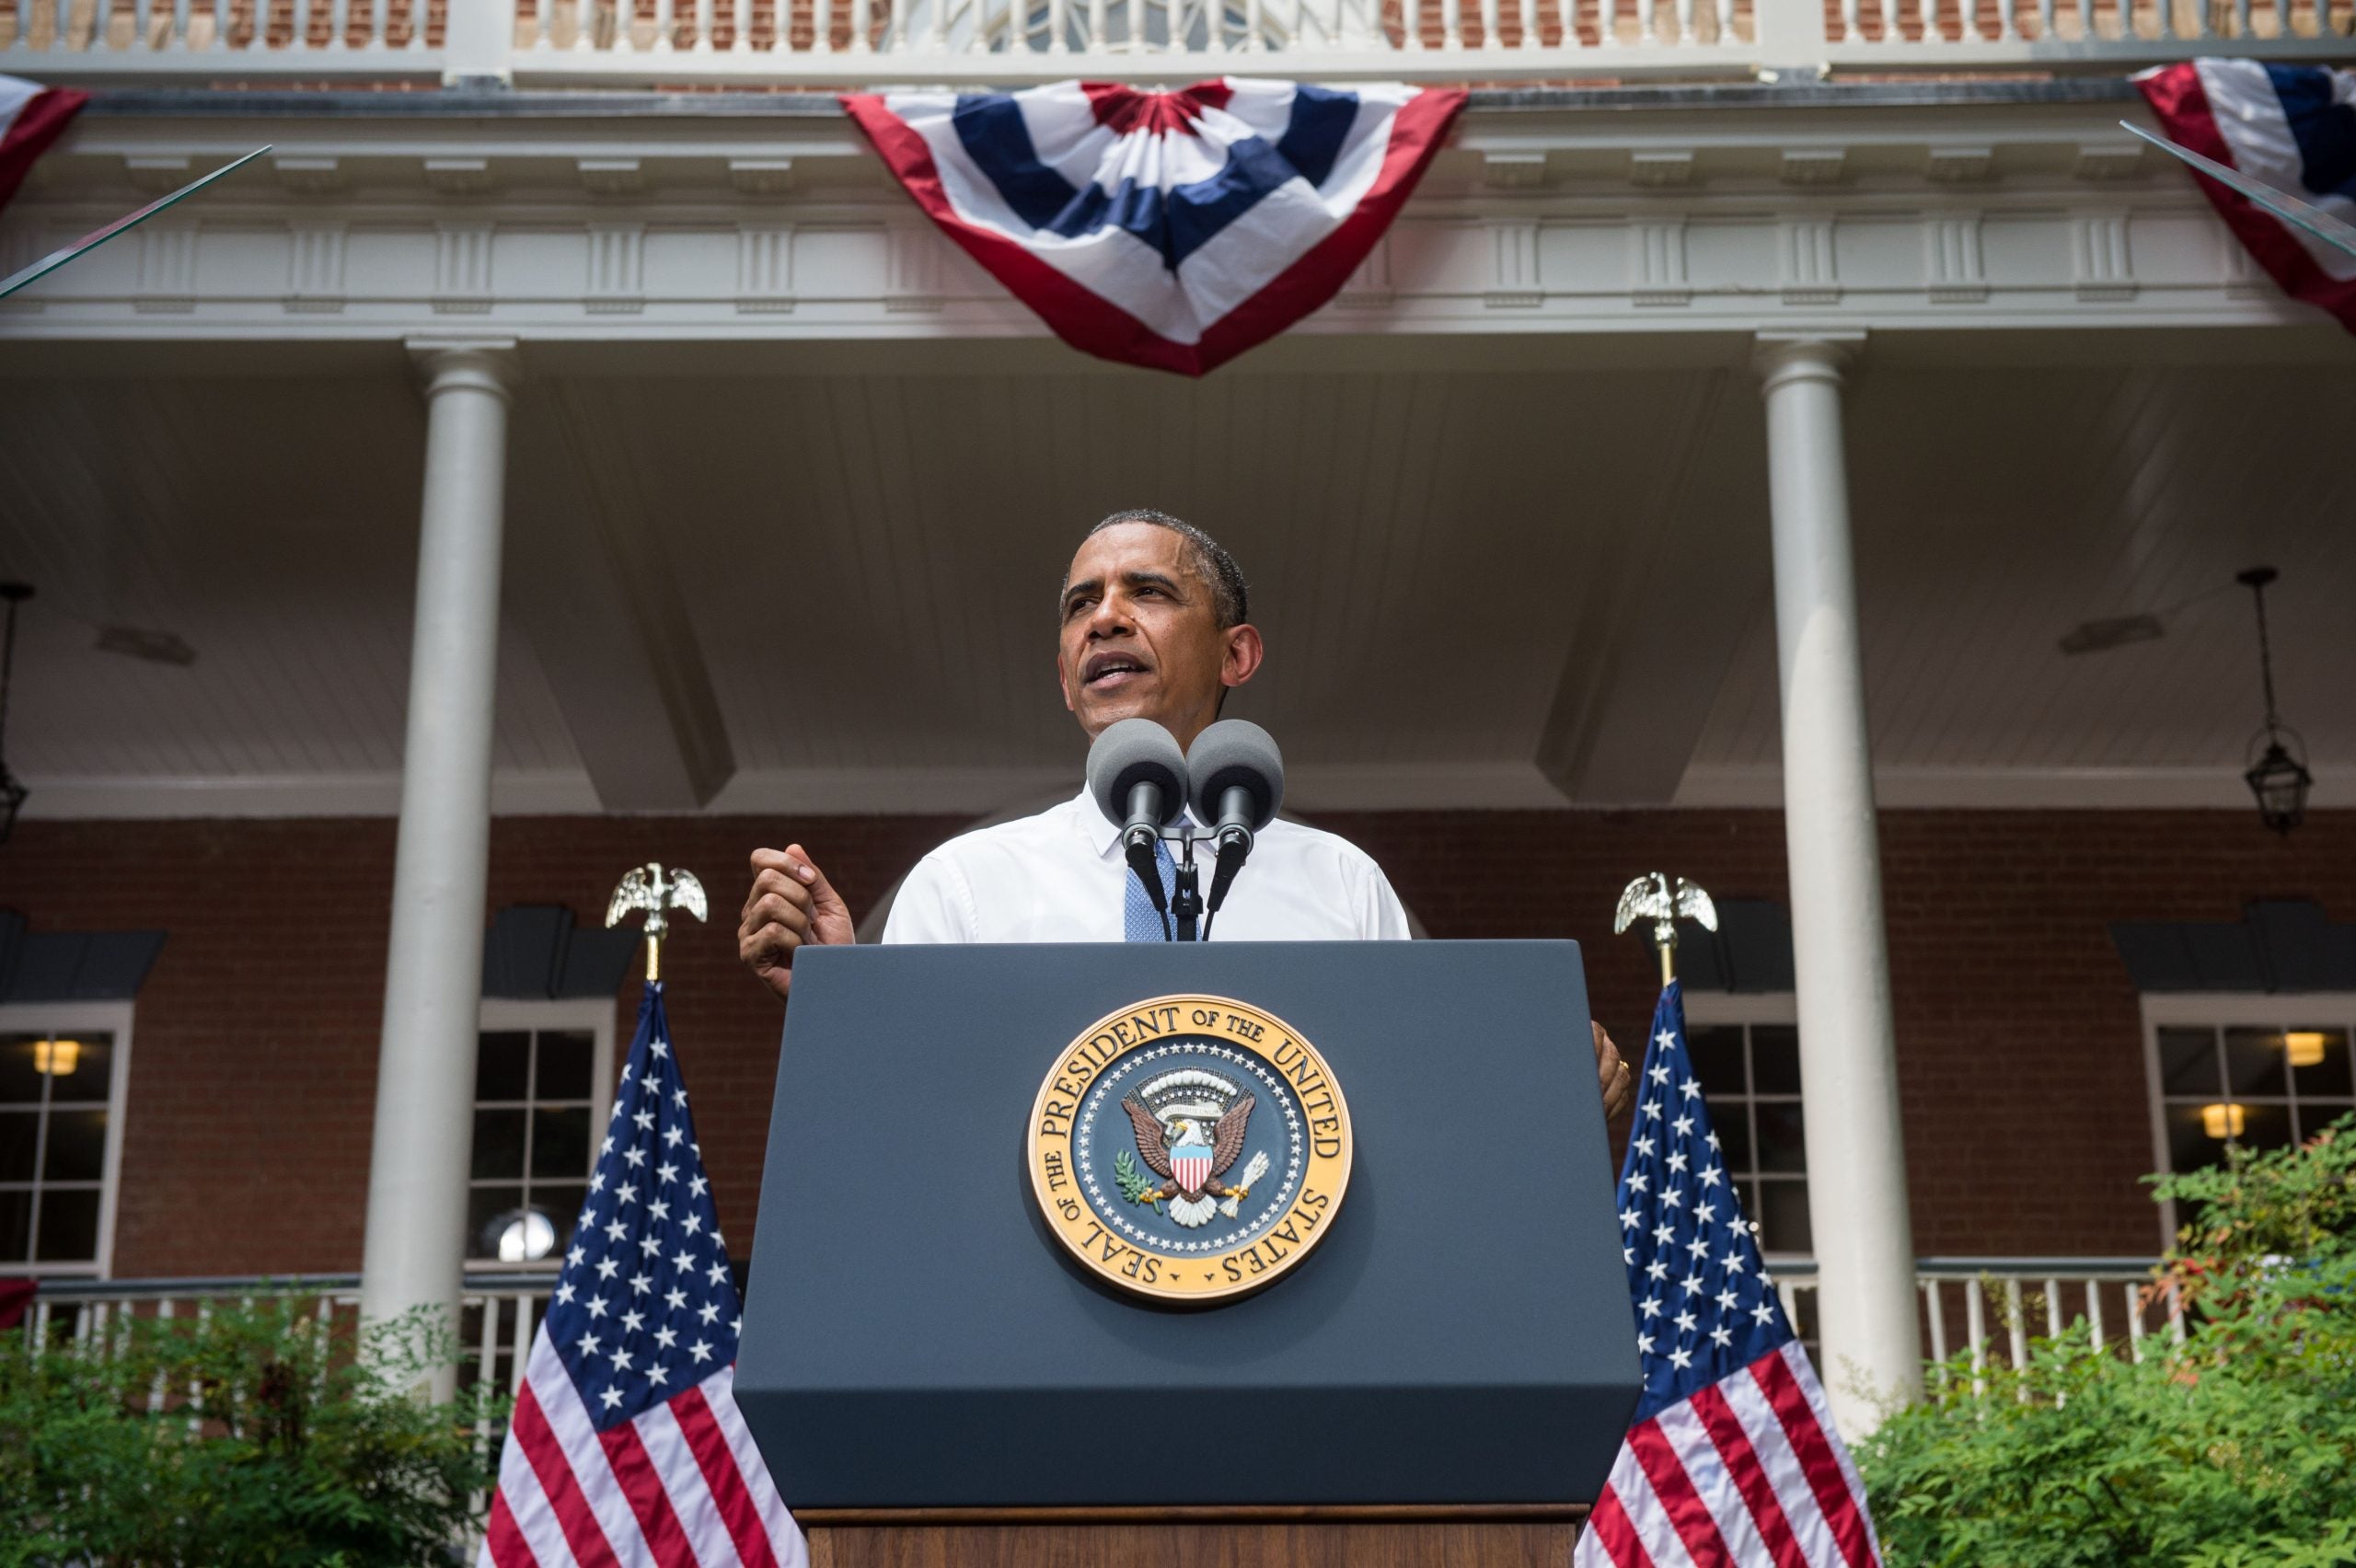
1121,1091,1257,1228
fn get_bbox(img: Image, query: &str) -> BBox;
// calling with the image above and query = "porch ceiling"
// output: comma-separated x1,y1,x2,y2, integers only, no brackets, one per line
0,351,2348,817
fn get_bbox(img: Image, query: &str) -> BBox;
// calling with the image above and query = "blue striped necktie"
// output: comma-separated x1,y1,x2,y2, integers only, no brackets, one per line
1123,835,1179,942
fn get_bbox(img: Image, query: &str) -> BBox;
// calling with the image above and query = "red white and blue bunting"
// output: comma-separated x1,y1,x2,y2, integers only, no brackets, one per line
843,79,1465,376
2139,61,2356,336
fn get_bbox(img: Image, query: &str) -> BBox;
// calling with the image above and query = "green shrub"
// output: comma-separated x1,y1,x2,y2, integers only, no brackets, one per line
1854,1113,2356,1567
0,1295,504,1568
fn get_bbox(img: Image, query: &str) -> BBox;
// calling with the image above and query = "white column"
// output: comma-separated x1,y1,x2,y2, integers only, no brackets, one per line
360,340,517,1384
1754,332,1922,1437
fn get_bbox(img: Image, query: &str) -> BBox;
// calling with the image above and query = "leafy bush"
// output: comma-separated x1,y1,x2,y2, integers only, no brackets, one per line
1854,1113,2356,1567
0,1296,504,1568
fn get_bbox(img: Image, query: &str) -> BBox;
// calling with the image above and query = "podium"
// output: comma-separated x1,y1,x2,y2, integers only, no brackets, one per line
736,941,1638,1566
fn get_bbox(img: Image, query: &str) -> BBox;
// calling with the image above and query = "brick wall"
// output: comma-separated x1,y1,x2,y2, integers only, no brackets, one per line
4,806,2347,1276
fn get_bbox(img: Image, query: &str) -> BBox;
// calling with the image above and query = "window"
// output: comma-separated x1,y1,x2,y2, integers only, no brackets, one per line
0,1002,133,1275
1682,994,1811,1258
469,1000,615,1267
2142,995,2356,1240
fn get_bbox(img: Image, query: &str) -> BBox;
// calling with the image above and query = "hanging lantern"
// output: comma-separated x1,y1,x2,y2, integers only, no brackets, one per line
2285,1031,2328,1070
2236,568,2312,836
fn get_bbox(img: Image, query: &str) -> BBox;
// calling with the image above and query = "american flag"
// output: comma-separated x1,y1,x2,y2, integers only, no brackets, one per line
479,983,807,1568
1575,981,1882,1568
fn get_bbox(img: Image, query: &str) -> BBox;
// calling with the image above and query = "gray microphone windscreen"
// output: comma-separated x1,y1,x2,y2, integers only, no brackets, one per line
1086,718,1187,827
1186,719,1284,831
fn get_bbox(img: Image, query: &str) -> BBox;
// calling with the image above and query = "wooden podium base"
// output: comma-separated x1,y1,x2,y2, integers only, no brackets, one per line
799,1505,1588,1568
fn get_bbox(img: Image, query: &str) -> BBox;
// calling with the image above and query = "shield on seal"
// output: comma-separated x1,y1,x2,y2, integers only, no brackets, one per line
1170,1130,1214,1195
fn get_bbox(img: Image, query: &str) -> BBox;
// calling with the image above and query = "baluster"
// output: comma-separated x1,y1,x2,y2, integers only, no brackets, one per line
1560,0,1577,47
1965,1283,1987,1399
172,0,192,48
970,0,989,53
926,0,945,47
1958,0,1978,40
2230,0,2246,38
2085,1280,2104,1351
189,1300,210,1435
2167,1280,2188,1344
473,1296,499,1456
848,0,867,48
1332,0,1345,46
1924,1279,1948,1368
2044,1276,2063,1341
1237,0,1253,47
2126,1282,2145,1362
2036,0,2051,38
1714,0,1729,39
510,1295,535,1394
807,0,827,48
653,0,672,48
1671,0,1687,38
886,0,903,48
1288,0,1303,51
1514,0,1531,44
1838,0,1856,35
2004,1279,2027,1389
1046,0,1065,48
1441,0,1459,45
1478,0,1495,45
1638,0,1655,44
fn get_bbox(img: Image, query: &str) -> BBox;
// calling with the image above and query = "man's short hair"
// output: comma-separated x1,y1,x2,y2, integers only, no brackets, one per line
1066,508,1250,628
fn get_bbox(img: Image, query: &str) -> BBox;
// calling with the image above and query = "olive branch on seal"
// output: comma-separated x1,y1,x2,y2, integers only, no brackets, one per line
1113,1149,1162,1212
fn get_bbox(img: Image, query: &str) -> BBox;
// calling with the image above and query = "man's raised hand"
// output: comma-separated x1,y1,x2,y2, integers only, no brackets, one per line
738,844,855,1001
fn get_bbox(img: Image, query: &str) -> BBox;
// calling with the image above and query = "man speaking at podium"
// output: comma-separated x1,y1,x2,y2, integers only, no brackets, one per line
737,508,1632,1119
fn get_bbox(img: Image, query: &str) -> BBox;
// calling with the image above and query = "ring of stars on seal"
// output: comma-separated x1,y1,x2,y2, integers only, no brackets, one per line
1026,994,1353,1305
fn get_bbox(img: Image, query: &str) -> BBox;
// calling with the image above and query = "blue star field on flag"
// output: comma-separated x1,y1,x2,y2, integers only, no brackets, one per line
1617,979,1795,1422
540,982,742,1432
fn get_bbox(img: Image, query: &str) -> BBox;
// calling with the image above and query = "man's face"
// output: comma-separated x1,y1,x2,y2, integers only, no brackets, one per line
1057,523,1262,751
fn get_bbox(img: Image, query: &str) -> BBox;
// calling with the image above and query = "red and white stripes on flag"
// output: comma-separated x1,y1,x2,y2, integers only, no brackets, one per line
0,75,86,214
1576,1343,1879,1568
481,1334,805,1568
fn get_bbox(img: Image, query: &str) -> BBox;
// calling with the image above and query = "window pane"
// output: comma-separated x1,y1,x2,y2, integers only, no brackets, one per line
476,1032,531,1101
2223,1028,2289,1099
0,1190,28,1262
1686,1027,1747,1100
536,1032,595,1101
2166,1102,2235,1175
1755,1101,1808,1173
42,1109,107,1182
0,1035,44,1105
1715,1108,1754,1176
531,1107,591,1181
1757,1179,1813,1254
1750,1026,1802,1095
40,1036,112,1105
2290,1029,2354,1101
34,1189,100,1262
468,1184,525,1260
0,1111,35,1182
2158,1029,2220,1096
471,1109,527,1182
2238,1101,2293,1153
537,1184,590,1252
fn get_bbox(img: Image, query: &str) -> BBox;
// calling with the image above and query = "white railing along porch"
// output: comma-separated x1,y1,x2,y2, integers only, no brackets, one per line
1,0,2350,86
24,1257,2179,1389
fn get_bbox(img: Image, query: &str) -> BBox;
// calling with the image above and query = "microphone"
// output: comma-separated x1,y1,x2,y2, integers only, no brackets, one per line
1185,720,1284,928
1086,718,1188,936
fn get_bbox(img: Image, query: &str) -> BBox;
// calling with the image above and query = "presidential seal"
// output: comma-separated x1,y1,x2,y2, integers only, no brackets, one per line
1026,994,1352,1305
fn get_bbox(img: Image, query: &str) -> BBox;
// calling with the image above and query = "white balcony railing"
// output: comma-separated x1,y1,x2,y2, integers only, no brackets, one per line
22,1257,2177,1393
1,0,2350,86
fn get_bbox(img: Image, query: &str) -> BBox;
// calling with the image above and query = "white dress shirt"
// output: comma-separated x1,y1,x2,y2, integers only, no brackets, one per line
880,789,1412,944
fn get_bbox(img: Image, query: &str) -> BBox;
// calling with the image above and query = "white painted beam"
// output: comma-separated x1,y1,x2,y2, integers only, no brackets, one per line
502,385,736,812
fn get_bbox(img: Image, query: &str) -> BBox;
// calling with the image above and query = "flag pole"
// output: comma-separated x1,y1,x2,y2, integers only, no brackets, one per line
1613,872,1718,988
606,861,710,986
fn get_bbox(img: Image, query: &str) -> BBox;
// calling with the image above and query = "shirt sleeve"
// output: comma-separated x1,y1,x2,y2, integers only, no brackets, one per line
1362,860,1414,940
879,853,980,944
